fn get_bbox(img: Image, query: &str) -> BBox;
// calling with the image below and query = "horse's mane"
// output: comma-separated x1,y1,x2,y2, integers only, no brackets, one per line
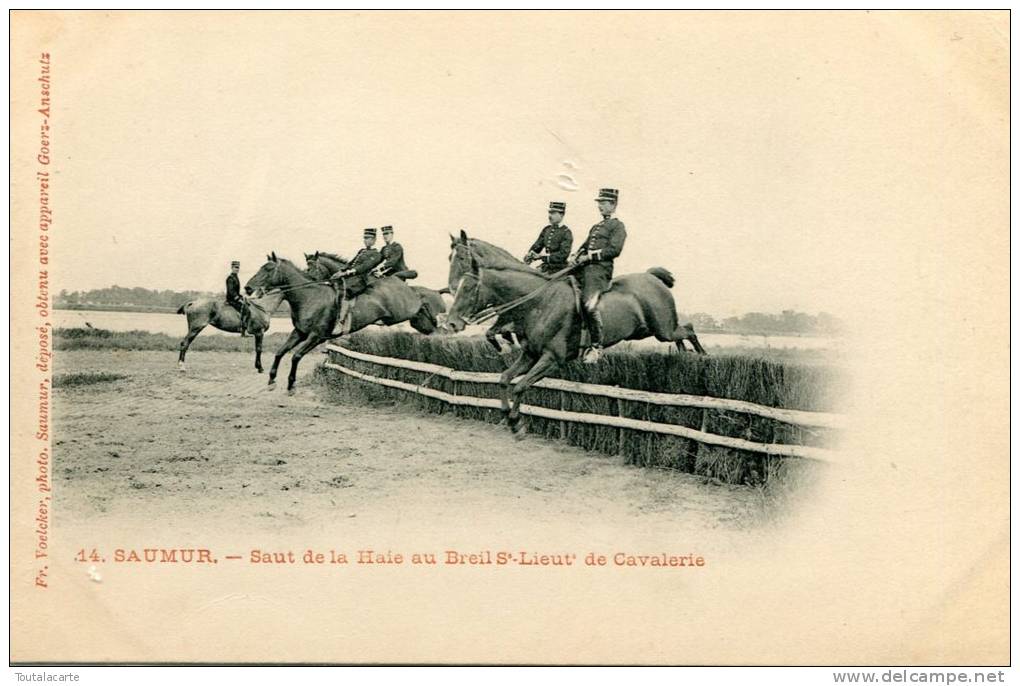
313,251,349,265
467,239,548,278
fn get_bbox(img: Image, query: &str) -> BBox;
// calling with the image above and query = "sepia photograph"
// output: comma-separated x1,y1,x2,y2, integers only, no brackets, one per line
9,10,1009,667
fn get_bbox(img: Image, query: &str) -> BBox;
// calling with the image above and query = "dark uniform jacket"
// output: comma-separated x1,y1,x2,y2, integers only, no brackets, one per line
344,247,383,295
378,242,409,277
225,273,243,307
529,224,573,273
577,216,627,296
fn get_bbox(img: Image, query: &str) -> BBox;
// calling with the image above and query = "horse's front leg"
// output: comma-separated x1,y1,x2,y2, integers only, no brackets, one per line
286,334,323,394
254,332,264,373
498,352,535,427
508,350,559,436
269,329,306,387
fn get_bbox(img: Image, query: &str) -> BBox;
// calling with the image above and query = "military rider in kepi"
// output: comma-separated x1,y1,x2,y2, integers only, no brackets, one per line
572,188,627,363
331,228,383,333
524,201,573,275
372,225,414,279
225,260,250,337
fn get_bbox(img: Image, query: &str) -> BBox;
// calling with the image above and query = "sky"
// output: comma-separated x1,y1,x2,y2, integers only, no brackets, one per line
22,11,1008,319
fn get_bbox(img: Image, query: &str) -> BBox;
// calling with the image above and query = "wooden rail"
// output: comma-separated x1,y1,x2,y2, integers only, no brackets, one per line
325,344,845,429
322,344,842,462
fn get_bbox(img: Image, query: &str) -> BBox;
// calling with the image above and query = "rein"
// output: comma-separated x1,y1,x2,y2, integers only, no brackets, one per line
252,260,335,295
269,280,333,294
462,261,576,325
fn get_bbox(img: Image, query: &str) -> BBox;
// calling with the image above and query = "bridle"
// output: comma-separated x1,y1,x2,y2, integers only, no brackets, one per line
451,241,575,325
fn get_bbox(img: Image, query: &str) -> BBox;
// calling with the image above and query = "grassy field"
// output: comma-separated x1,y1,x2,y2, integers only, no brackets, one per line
54,327,293,352
316,330,845,494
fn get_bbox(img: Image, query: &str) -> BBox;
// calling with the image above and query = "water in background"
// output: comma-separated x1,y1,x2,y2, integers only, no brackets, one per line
55,309,839,351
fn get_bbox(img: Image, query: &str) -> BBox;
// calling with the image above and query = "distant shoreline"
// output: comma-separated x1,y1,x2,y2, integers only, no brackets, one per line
54,304,291,318
54,306,832,338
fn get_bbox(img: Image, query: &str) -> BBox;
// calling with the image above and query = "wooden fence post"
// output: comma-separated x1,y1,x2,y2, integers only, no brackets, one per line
559,390,567,441
695,408,710,462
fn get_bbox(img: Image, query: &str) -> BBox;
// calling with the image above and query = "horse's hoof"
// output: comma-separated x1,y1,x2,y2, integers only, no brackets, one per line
256,368,264,374
267,380,276,389
512,419,528,436
287,388,296,397
177,363,186,372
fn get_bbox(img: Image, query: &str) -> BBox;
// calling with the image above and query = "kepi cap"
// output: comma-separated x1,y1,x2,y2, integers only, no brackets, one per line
230,261,240,268
381,225,394,234
594,188,619,202
548,202,566,213
363,227,378,238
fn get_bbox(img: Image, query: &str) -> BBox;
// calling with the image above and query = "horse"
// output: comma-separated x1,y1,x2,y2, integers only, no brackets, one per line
175,289,286,373
304,251,450,325
444,230,706,433
244,252,439,393
446,236,525,352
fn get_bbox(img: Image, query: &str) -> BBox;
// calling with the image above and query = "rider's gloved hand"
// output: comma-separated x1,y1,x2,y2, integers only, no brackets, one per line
575,253,591,265
523,251,536,262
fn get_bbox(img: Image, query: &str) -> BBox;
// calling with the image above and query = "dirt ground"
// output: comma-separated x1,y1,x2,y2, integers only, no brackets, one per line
54,350,769,541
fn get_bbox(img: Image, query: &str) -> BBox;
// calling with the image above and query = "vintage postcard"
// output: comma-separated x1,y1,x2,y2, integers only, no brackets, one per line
9,10,1009,665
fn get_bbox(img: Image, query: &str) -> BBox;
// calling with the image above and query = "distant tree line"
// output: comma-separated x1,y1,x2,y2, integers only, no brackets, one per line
57,287,840,334
55,286,292,316
682,310,844,336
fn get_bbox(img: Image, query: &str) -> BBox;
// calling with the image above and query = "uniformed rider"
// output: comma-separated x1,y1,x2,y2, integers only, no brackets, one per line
332,228,383,330
225,260,250,337
373,225,410,278
524,201,573,275
572,188,627,363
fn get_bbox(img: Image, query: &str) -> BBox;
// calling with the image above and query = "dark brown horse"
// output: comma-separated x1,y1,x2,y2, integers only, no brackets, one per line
304,251,449,326
245,253,439,393
176,289,285,373
445,231,706,432
447,235,523,352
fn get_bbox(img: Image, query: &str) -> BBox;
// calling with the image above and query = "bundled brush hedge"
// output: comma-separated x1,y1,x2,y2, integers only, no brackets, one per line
55,327,293,352
317,330,846,486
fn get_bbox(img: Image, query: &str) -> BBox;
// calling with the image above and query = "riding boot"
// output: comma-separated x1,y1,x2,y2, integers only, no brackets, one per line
583,308,605,364
240,311,249,337
337,297,352,335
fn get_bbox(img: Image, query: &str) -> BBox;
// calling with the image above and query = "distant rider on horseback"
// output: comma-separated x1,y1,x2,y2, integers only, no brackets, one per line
332,227,383,332
524,201,573,275
572,188,627,363
373,225,414,279
225,260,250,337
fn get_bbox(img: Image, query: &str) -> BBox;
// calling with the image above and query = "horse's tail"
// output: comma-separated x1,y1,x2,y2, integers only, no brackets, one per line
647,267,675,289
176,302,190,315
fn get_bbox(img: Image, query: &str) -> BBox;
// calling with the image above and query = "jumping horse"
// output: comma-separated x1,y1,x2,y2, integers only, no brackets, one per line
244,252,439,393
445,231,706,433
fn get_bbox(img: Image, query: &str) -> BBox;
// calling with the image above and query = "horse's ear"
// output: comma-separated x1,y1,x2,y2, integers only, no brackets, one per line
459,229,469,244
266,254,271,261
449,233,456,246
271,251,278,262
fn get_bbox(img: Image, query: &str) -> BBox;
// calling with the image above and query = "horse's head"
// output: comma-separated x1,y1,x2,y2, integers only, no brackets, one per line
445,234,484,333
306,251,348,280
448,229,479,295
445,276,488,333
245,252,284,294
304,251,328,280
